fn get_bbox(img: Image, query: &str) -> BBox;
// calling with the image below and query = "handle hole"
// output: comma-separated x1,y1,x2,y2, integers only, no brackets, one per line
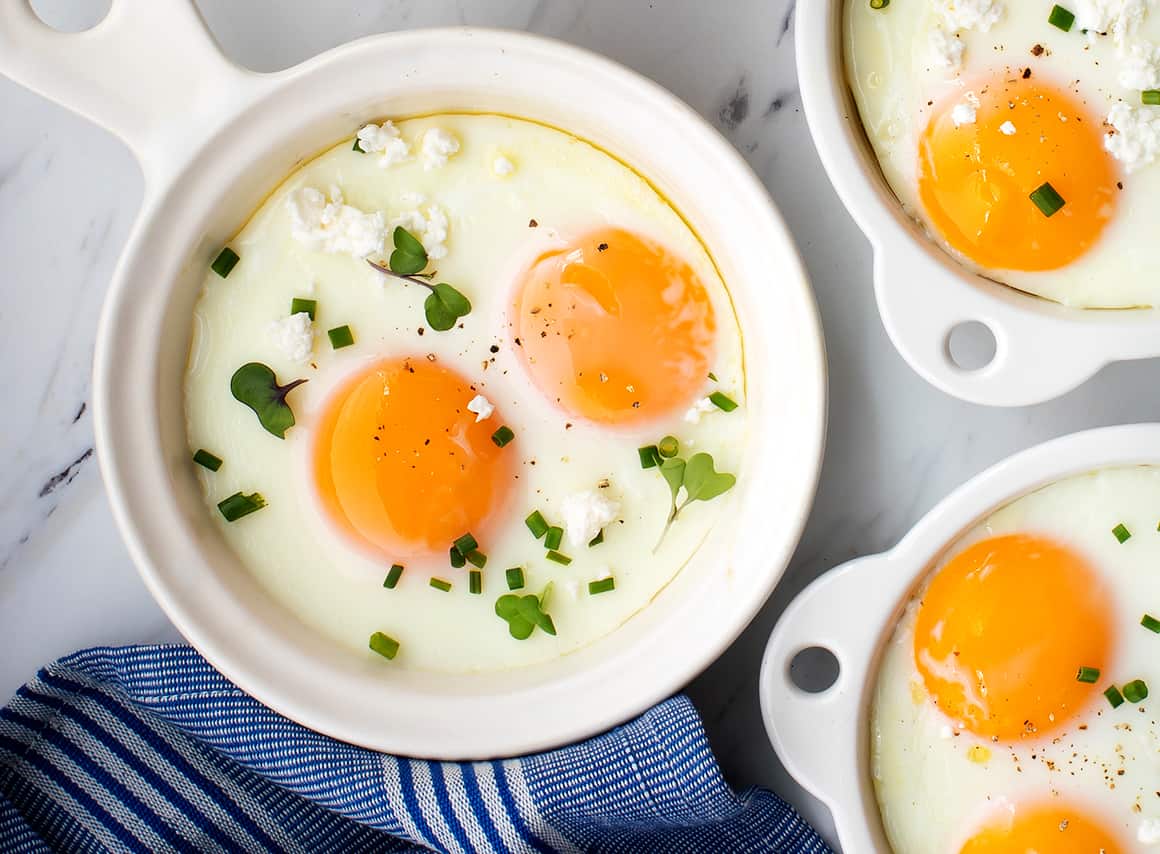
30,0,111,32
789,646,840,694
945,321,997,372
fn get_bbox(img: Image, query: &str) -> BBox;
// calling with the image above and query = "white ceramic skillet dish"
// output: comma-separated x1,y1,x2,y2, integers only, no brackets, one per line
0,1,826,758
760,423,1160,851
797,2,1160,408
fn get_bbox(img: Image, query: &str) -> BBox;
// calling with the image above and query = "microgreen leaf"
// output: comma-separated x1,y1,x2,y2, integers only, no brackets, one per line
681,452,737,504
230,362,307,439
495,593,556,639
389,226,428,275
659,457,686,504
424,283,472,331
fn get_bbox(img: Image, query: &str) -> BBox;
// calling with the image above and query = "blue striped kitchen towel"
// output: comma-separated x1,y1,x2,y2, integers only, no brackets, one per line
0,645,830,853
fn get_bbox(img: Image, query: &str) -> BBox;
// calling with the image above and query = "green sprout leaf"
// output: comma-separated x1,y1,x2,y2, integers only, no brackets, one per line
230,362,307,439
424,283,472,331
653,450,735,550
495,593,556,640
389,226,428,275
368,232,473,332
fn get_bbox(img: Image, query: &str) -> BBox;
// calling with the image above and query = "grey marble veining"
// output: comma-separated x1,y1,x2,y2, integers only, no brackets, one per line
5,1,1160,849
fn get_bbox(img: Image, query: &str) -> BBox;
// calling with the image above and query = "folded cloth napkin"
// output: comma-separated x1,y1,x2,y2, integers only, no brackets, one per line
0,646,829,853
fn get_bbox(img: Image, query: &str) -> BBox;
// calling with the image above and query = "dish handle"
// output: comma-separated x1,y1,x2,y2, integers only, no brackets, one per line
0,0,257,183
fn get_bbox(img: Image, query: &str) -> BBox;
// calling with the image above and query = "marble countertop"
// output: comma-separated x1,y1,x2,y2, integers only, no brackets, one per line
5,0,1160,849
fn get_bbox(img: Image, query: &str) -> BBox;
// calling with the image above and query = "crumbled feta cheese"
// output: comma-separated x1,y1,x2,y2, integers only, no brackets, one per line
683,397,717,424
1139,818,1160,845
287,186,386,258
951,102,977,126
357,122,411,167
1105,102,1160,172
267,312,314,363
929,27,966,70
934,0,1004,33
420,128,460,171
1074,0,1147,45
1119,41,1160,90
466,394,494,422
560,490,620,548
389,204,450,261
999,120,1016,135
492,155,515,176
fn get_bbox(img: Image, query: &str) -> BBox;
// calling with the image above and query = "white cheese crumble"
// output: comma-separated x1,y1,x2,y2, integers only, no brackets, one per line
560,490,620,549
267,312,314,363
1075,0,1147,45
492,155,516,176
1105,102,1160,172
934,0,1004,32
928,27,966,71
420,128,460,171
999,120,1016,135
951,101,977,126
389,205,450,261
356,122,411,167
1139,818,1160,845
287,186,386,258
466,394,494,422
683,396,718,424
1119,41,1160,90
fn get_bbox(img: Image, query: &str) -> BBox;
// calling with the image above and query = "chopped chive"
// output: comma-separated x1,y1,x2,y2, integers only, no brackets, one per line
491,425,515,447
1076,666,1100,683
506,567,526,590
638,445,661,469
454,533,478,554
1123,679,1149,703
327,325,355,349
192,449,223,472
1143,614,1160,633
429,577,452,592
525,510,549,539
869,0,888,8
353,137,366,153
1105,685,1125,708
217,491,266,522
708,391,738,412
658,436,680,459
1112,522,1132,543
368,631,399,659
211,247,240,278
588,529,604,547
466,549,487,569
588,577,616,595
1145,90,1160,106
383,564,404,589
1029,182,1066,217
544,526,564,551
708,371,718,381
449,546,466,568
469,570,483,595
546,550,572,566
1048,4,1075,31
290,298,317,320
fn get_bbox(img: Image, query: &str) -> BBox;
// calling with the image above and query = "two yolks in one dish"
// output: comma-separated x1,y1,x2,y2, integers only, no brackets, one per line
913,533,1122,852
312,227,717,558
919,74,1118,272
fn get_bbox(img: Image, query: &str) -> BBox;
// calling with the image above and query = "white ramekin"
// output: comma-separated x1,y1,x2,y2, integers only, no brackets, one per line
796,2,1160,407
0,1,827,757
760,423,1160,851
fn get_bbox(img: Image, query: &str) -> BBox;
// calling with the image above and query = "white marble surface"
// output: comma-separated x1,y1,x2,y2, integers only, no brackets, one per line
5,0,1160,849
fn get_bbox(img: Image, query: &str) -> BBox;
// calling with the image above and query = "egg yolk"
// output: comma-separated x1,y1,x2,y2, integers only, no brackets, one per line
511,227,716,425
959,804,1123,853
913,534,1114,741
918,75,1118,272
313,358,513,557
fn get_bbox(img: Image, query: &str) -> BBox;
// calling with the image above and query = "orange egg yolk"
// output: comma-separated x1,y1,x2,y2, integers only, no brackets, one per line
913,533,1114,741
918,75,1118,272
312,358,513,557
959,804,1123,854
511,227,716,425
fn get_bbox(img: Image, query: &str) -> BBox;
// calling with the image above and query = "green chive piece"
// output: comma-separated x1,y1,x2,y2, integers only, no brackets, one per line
192,449,223,472
544,526,564,551
1123,679,1149,703
368,631,399,659
638,445,661,469
525,510,549,539
466,549,487,569
546,550,572,566
1142,614,1160,633
449,547,466,568
491,425,515,447
429,577,452,592
1029,182,1066,217
1144,90,1160,106
708,391,738,412
469,570,483,595
353,137,366,153
327,325,354,349
506,567,526,590
290,298,317,320
217,491,266,522
1105,685,1125,708
1076,666,1100,683
588,529,605,547
658,436,680,459
383,564,404,589
211,247,240,278
1112,522,1132,543
454,533,478,554
588,577,616,595
1048,4,1075,31
869,0,888,8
